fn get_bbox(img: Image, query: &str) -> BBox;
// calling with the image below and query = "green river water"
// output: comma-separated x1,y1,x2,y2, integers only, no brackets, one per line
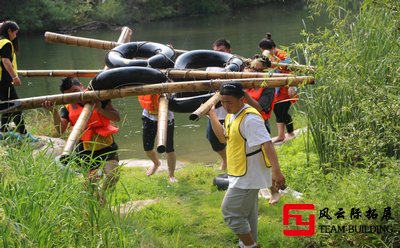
16,2,326,163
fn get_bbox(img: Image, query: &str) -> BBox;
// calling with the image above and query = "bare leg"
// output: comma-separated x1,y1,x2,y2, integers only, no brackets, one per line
103,160,120,190
217,148,227,171
145,150,161,176
272,122,286,143
98,160,120,206
167,151,177,183
268,186,281,205
237,232,255,247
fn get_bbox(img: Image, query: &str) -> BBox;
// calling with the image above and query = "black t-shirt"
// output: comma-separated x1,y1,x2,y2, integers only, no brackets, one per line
0,42,13,82
60,100,111,121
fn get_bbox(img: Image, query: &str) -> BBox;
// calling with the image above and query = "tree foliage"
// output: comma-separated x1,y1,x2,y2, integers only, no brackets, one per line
0,0,298,32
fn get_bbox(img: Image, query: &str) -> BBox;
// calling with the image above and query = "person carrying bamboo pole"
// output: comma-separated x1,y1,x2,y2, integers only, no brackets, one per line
43,77,120,205
259,33,297,143
204,39,232,171
208,82,285,248
243,57,282,204
0,20,38,142
138,94,177,183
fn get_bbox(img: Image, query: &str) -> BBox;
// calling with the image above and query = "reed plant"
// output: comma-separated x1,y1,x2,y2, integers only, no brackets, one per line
0,141,139,247
298,0,400,171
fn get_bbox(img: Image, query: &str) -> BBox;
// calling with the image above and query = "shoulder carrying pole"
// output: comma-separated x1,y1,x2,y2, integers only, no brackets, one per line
61,27,132,157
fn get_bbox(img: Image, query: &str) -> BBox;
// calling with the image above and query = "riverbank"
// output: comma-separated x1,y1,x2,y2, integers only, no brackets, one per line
1,131,398,247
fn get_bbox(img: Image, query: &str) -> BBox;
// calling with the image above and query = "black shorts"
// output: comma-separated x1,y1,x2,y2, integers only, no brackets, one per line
206,119,226,152
75,142,119,170
142,116,175,153
273,101,292,123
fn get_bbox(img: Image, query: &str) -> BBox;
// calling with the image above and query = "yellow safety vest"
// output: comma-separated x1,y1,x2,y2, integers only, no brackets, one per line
225,107,271,177
0,39,18,80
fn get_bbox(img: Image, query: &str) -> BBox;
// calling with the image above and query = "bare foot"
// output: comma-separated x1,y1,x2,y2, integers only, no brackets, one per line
146,161,161,176
269,186,281,205
272,137,285,144
169,177,178,183
285,132,295,141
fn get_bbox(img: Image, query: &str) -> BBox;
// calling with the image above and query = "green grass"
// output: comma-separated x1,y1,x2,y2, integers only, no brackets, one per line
1,132,398,247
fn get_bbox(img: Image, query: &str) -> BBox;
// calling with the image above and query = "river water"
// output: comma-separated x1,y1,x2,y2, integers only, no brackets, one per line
16,2,326,163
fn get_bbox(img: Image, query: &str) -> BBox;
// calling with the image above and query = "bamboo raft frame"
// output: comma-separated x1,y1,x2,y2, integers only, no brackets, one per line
0,76,314,114
44,31,315,72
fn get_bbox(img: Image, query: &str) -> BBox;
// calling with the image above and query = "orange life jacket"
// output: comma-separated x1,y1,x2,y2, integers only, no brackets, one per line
67,103,119,141
246,88,275,120
138,94,160,114
269,49,298,104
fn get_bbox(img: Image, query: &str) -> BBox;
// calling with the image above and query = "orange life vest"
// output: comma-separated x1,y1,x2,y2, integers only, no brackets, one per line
246,88,275,120
269,49,298,104
138,94,160,114
67,103,119,141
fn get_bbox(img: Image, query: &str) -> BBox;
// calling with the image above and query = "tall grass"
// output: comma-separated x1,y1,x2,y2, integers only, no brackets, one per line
298,0,400,170
0,141,138,247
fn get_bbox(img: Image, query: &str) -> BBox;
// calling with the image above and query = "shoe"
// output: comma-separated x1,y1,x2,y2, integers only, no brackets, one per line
22,133,39,142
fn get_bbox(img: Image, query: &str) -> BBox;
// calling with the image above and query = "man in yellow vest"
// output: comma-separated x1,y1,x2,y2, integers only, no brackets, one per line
208,82,285,248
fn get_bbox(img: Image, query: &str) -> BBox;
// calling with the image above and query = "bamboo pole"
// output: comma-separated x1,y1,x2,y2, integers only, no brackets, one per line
189,92,221,121
44,31,186,54
44,32,314,71
18,69,290,79
44,32,120,50
62,27,132,157
0,76,314,114
156,96,169,153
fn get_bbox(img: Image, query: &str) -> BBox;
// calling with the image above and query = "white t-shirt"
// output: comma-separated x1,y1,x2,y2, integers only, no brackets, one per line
205,67,228,120
227,105,272,189
142,109,174,121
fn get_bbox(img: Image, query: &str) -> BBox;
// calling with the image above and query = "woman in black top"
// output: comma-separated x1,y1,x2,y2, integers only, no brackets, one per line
0,21,37,142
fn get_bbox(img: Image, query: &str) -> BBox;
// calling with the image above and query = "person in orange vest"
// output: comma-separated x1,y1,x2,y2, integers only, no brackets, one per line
0,20,38,142
43,77,121,205
259,33,297,143
138,94,177,183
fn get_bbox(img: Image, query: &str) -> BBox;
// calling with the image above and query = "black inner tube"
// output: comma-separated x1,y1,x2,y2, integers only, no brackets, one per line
90,67,167,90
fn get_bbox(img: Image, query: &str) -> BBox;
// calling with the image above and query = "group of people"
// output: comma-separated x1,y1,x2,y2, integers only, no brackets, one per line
1,19,292,247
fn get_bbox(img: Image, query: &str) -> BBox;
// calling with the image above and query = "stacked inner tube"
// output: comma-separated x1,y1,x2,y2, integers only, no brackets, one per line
90,67,167,90
105,41,175,69
94,41,174,90
169,50,244,113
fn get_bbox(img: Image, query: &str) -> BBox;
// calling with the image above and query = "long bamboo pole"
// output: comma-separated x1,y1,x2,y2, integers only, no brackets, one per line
18,69,290,79
0,76,314,114
44,32,314,71
44,31,187,55
189,92,221,121
156,96,169,153
62,27,132,157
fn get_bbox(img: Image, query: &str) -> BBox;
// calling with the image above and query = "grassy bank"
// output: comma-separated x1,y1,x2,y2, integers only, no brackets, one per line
1,131,399,247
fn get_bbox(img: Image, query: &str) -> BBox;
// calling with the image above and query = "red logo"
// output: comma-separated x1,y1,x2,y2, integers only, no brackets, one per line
283,203,316,236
